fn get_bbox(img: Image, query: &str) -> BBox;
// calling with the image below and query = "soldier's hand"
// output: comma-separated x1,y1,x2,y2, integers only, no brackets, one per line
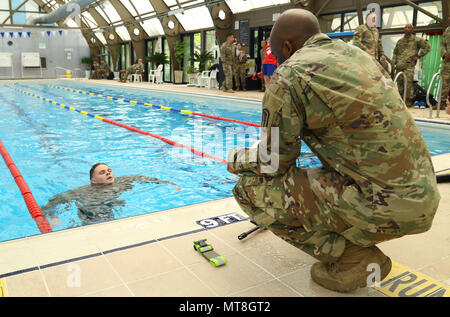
224,65,229,70
366,49,374,55
381,55,387,61
227,163,238,175
410,56,419,62
445,53,450,62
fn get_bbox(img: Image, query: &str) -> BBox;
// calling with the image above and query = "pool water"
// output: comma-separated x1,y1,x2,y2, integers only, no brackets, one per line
0,81,448,242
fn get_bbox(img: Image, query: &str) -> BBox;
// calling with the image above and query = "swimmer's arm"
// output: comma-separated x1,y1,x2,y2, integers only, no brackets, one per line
122,176,182,191
41,187,86,215
228,71,302,177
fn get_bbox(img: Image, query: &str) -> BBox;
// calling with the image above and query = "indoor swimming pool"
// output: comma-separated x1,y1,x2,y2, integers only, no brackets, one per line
0,80,449,243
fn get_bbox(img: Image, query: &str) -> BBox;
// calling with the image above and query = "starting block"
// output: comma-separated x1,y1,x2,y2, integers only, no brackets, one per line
193,238,227,267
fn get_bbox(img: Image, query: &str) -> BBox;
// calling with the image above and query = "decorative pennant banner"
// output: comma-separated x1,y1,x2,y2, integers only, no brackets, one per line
51,30,57,36
9,32,13,38
46,31,51,36
58,30,63,36
0,32,4,38
40,31,45,37
27,32,31,37
18,32,22,38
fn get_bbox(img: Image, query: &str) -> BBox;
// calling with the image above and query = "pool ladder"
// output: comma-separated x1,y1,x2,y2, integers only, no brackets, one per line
426,72,442,119
393,71,407,103
394,71,442,119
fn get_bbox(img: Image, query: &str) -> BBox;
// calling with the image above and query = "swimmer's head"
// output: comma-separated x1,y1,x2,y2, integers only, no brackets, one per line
90,163,115,184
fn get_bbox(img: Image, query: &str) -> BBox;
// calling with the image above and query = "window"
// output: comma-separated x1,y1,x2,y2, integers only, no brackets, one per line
175,6,214,31
319,13,342,33
225,0,290,13
382,5,414,29
205,30,216,53
182,35,192,82
141,18,164,37
120,43,131,70
416,1,442,26
163,38,171,82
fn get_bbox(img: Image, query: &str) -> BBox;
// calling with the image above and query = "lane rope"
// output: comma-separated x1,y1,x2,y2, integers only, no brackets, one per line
8,85,227,164
42,84,262,127
0,138,52,234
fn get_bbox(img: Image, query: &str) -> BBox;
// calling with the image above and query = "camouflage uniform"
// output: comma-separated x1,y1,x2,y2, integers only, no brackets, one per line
90,63,101,79
392,34,431,104
234,49,248,90
440,26,450,107
121,62,144,81
228,33,440,263
99,62,110,78
353,24,385,62
220,42,235,90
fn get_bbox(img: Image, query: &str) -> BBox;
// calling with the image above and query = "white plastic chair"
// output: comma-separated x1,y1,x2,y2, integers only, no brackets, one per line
205,70,218,89
149,65,163,84
197,70,210,88
128,70,143,83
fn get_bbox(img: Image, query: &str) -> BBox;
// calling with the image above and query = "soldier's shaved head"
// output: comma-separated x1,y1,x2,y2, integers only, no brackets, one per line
405,24,414,36
269,8,321,65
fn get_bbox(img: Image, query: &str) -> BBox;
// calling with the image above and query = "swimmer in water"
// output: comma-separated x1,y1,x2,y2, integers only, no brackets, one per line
42,163,181,227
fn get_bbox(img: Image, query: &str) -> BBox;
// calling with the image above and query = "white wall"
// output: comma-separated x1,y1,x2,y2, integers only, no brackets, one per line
0,27,90,79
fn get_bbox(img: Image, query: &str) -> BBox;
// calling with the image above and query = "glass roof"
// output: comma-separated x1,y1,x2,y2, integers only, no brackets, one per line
1,0,444,44
225,0,291,13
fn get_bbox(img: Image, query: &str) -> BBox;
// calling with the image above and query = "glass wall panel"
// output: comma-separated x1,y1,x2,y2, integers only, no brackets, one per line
183,35,192,82
205,30,216,53
163,38,171,82
381,34,403,61
193,32,201,70
382,5,414,29
147,40,154,71
319,14,342,33
416,1,442,26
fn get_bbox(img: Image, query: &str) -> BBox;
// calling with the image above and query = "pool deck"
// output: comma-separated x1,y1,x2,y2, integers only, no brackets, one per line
0,79,449,298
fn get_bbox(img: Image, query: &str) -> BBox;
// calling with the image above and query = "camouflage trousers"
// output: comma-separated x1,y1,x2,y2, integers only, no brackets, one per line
395,67,415,104
232,166,399,263
234,65,246,90
440,61,450,107
121,66,137,81
223,63,233,90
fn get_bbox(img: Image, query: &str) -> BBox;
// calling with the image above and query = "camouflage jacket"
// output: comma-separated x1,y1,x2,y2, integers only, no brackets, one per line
135,63,144,72
228,33,440,235
235,49,248,66
352,24,384,60
99,63,110,73
392,35,431,70
441,26,450,60
220,42,235,65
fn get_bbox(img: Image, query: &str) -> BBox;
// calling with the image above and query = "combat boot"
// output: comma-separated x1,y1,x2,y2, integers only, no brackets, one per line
310,240,392,293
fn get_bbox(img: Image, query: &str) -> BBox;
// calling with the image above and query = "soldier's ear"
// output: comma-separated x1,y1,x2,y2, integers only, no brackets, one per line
283,40,294,57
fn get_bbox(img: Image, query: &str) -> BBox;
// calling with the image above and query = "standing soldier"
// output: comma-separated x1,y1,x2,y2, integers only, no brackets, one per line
220,33,236,93
353,9,388,70
259,39,267,92
234,42,248,91
440,22,450,109
392,24,431,107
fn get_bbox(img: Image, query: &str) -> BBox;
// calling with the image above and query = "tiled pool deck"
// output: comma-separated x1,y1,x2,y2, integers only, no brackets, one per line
0,79,449,297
